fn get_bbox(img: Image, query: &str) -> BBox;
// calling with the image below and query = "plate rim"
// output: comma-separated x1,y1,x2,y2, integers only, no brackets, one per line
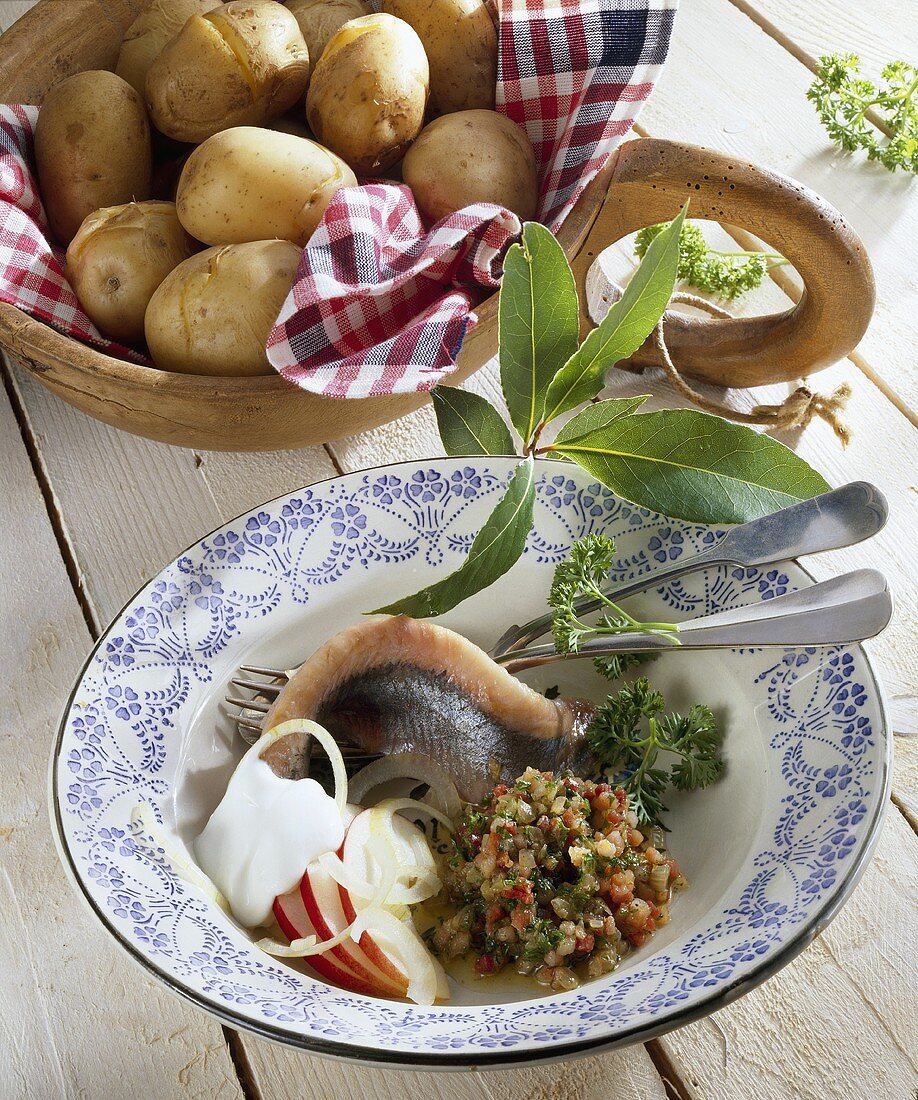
47,455,893,1070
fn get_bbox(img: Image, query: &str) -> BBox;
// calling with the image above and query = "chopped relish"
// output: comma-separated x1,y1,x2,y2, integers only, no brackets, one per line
428,768,686,992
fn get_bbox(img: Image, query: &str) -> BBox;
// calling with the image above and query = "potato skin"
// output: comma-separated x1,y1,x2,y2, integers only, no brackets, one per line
306,13,429,175
116,0,221,96
65,201,199,344
145,239,301,375
403,110,538,222
34,71,152,246
146,1,310,143
285,0,368,71
176,127,356,246
381,0,496,115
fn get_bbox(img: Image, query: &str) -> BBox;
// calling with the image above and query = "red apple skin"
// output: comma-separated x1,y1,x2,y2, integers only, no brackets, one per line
300,866,406,996
272,892,384,997
337,882,410,989
338,813,411,989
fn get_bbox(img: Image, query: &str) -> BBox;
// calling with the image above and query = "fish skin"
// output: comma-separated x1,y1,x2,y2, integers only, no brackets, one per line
261,616,597,802
318,663,596,803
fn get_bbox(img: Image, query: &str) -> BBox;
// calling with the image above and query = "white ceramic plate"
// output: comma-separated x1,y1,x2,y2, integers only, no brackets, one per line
51,458,889,1068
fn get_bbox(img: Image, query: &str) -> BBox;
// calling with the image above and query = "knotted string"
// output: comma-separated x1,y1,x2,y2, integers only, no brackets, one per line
610,284,853,445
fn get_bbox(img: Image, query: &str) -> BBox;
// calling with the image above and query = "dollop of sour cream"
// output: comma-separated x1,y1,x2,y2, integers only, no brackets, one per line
195,737,344,927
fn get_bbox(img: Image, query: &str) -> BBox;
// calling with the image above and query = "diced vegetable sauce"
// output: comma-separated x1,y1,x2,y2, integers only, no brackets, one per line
427,768,686,992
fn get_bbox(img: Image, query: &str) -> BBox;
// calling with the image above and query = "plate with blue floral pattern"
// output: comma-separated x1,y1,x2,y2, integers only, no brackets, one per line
51,458,890,1068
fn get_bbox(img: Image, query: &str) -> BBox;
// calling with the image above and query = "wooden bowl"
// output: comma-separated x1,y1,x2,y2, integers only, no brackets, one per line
0,0,875,451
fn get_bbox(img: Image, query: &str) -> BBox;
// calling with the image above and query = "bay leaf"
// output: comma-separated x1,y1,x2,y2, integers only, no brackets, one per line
552,395,650,446
370,457,536,617
431,386,516,456
552,408,831,523
542,204,686,424
499,222,579,445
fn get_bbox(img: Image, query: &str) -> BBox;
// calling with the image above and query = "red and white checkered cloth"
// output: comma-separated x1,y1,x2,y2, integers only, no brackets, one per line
0,104,147,361
0,0,676,398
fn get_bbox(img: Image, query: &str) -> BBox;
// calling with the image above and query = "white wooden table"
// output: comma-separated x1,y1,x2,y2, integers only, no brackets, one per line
1,1,916,1097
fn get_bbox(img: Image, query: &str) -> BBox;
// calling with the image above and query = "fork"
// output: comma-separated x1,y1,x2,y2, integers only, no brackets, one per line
224,567,891,742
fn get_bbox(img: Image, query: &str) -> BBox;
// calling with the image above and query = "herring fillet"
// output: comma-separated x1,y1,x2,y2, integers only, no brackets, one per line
263,616,596,802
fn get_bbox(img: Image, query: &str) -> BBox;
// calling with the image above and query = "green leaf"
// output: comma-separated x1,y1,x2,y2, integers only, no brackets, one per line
499,222,580,445
431,386,516,456
552,408,831,523
553,396,650,446
370,457,536,618
541,203,687,423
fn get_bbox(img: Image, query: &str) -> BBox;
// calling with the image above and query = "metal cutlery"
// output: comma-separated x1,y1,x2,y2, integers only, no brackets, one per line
489,481,888,658
495,567,891,672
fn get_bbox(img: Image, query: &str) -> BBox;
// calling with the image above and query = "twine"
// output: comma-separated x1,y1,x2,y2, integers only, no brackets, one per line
614,286,853,445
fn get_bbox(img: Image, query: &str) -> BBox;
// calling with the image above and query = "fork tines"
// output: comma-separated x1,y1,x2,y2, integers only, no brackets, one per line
239,664,289,681
225,664,375,763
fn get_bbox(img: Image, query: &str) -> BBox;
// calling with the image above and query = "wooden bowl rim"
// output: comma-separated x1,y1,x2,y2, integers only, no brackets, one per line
0,301,303,395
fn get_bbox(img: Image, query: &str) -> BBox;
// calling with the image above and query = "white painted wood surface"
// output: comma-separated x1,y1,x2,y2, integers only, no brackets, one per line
0,0,915,1097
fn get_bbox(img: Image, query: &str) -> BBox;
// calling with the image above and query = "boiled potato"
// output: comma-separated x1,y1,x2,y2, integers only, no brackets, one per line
176,127,356,246
381,0,496,115
285,0,368,72
306,13,428,174
146,0,310,143
403,110,538,222
65,201,199,344
116,0,221,96
145,239,301,375
34,71,152,245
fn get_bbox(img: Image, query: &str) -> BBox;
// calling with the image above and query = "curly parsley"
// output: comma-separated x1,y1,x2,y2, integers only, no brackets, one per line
635,221,787,301
587,677,724,827
549,533,679,659
807,54,918,173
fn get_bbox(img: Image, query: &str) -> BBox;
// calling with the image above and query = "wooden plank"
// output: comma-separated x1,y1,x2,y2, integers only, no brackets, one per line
0,0,32,32
892,736,918,832
637,0,918,417
6,365,335,626
734,0,918,80
0,387,243,1099
326,364,509,474
243,1039,670,1100
657,807,918,1100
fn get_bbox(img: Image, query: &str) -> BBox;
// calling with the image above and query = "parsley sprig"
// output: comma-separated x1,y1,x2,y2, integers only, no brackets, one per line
635,221,787,301
587,678,724,827
807,54,918,174
548,533,679,660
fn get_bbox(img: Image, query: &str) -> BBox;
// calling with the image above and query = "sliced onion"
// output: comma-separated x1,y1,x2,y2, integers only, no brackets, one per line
131,803,229,912
348,753,461,820
256,935,321,957
317,849,377,900
265,719,347,817
319,838,438,906
366,804,437,882
373,797,455,835
350,907,446,1006
390,871,440,906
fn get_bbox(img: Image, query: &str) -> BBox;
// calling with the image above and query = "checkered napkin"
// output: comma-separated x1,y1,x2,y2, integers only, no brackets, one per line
0,104,147,362
0,0,675,393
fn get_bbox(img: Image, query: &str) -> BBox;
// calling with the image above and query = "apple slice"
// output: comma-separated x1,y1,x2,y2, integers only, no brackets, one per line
337,808,429,988
272,886,383,996
300,862,408,996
